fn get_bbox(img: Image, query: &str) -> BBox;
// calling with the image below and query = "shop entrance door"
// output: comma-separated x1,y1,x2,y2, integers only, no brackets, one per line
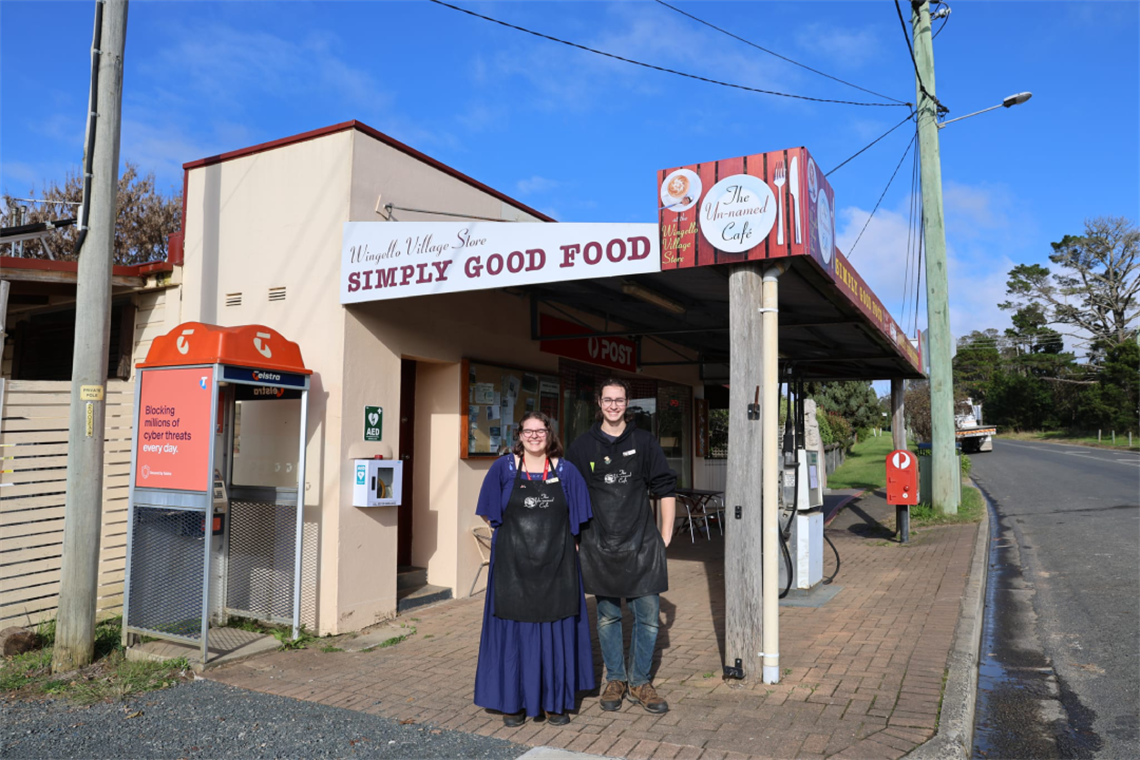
397,359,416,566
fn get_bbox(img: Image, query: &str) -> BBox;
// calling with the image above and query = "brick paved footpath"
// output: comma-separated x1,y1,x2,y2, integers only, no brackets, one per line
208,492,979,760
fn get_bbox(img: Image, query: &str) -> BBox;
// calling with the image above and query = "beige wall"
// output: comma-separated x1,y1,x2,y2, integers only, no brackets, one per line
182,130,353,633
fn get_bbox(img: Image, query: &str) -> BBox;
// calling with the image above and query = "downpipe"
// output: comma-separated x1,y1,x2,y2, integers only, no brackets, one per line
761,264,783,684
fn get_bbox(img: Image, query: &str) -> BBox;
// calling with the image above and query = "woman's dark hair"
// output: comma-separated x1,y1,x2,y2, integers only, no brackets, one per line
595,377,635,422
511,411,564,458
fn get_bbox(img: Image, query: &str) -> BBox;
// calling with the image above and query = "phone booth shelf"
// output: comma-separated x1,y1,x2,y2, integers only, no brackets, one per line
122,322,311,664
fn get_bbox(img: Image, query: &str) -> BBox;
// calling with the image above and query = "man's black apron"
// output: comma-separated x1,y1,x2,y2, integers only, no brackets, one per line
579,440,668,598
493,459,579,623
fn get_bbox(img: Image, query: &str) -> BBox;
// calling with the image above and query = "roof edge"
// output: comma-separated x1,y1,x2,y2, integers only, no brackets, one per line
182,120,554,223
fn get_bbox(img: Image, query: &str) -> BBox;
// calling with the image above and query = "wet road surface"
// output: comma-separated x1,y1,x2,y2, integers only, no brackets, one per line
970,439,1139,759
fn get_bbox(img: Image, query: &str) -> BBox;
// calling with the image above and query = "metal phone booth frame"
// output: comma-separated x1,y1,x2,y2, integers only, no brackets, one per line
121,322,311,663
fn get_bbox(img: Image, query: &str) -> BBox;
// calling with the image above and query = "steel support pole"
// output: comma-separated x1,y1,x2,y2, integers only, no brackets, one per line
891,378,907,452
911,1,959,514
53,0,128,673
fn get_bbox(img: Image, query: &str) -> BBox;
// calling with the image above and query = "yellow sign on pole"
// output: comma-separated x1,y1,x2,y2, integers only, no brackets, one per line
85,402,94,437
80,385,105,401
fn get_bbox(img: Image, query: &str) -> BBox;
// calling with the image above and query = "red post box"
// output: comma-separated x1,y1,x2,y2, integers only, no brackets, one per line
886,449,918,544
886,449,918,506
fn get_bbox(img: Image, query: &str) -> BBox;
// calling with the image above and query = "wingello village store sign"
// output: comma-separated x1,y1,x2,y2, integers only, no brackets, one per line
341,222,659,301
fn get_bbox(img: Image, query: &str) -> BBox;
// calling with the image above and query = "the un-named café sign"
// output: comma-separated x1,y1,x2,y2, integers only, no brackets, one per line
340,221,660,304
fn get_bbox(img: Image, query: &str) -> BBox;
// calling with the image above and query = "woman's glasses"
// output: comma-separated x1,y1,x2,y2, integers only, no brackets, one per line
600,398,628,408
520,429,549,439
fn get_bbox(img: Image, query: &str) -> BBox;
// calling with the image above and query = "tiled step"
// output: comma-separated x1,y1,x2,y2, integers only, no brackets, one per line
397,583,452,613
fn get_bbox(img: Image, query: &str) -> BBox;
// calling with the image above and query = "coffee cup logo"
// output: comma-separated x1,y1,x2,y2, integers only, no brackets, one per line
660,169,701,213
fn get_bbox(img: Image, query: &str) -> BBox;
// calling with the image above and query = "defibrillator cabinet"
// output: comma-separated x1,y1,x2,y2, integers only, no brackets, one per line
121,322,311,663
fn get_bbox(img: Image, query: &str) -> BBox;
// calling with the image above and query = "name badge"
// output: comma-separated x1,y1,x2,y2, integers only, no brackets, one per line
623,449,637,457
546,477,559,484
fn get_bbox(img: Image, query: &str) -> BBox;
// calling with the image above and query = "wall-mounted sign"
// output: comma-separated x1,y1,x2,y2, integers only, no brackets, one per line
538,314,637,374
341,222,661,304
657,147,835,275
135,367,213,492
221,365,308,388
364,405,383,442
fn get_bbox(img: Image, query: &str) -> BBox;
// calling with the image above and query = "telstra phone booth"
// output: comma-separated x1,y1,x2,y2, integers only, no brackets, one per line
122,322,311,663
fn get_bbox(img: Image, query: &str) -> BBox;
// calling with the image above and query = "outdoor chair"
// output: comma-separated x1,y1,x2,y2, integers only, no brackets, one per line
470,524,493,595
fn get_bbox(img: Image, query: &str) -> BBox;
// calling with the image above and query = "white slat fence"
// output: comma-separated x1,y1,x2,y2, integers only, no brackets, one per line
0,379,134,627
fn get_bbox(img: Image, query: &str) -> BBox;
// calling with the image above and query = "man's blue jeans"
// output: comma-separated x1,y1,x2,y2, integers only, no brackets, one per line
595,594,660,687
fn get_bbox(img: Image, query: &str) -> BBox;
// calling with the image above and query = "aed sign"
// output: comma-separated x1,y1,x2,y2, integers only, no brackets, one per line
364,406,383,442
885,449,918,506
355,462,367,485
538,314,637,373
135,367,213,492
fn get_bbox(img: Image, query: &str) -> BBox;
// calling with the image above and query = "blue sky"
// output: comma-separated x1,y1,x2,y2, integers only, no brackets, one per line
2,1,1137,352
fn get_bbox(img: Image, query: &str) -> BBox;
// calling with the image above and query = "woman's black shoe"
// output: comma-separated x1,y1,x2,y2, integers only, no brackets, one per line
547,712,570,726
502,711,526,727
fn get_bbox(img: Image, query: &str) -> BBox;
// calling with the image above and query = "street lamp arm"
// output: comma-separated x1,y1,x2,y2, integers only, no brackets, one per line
937,92,1032,128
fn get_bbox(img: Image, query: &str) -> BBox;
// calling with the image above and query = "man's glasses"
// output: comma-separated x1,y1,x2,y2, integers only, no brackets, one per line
520,429,549,439
600,398,628,408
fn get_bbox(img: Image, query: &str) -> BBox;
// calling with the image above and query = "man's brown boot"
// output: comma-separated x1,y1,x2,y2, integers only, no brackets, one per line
627,682,669,714
600,680,626,712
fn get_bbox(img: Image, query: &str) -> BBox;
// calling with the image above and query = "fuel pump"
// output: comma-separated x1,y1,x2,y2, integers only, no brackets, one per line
778,374,825,591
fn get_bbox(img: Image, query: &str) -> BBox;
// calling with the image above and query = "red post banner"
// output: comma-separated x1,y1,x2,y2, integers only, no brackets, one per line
538,314,637,373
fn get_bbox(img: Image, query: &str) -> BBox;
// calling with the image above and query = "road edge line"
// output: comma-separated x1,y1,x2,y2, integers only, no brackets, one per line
905,478,990,759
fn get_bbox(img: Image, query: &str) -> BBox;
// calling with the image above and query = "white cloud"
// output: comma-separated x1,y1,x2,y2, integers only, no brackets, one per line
836,187,1021,344
516,175,562,196
795,24,881,69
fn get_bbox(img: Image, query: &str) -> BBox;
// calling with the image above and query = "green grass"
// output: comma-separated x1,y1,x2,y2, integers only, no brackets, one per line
998,429,1139,452
225,617,316,650
910,483,985,526
825,435,895,490
0,617,189,704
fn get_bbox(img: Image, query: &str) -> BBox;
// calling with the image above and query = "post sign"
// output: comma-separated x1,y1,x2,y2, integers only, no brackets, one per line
364,406,383,442
341,222,661,304
538,314,637,373
135,367,213,492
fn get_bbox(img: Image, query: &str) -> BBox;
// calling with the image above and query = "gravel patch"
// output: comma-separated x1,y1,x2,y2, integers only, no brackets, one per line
2,679,527,759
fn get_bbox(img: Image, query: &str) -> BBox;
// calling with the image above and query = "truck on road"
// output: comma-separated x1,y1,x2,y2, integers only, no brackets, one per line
956,401,995,453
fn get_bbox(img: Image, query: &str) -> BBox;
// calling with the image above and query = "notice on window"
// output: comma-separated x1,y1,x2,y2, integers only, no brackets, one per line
135,367,213,492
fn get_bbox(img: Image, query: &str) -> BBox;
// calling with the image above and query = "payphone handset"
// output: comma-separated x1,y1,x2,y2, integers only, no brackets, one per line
212,476,229,514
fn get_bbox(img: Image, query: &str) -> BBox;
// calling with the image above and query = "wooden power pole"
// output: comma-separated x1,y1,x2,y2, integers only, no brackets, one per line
911,0,959,513
724,262,765,679
52,0,128,673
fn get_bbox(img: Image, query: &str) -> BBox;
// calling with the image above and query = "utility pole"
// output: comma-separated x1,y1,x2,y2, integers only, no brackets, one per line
910,1,959,514
53,0,128,673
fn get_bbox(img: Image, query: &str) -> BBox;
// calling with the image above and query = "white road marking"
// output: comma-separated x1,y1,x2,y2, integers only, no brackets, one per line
997,440,1140,467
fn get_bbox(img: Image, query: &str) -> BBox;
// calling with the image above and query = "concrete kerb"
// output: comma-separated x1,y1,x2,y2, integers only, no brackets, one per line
905,479,991,759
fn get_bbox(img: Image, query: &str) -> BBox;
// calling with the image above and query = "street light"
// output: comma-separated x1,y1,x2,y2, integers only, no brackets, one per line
937,92,1032,128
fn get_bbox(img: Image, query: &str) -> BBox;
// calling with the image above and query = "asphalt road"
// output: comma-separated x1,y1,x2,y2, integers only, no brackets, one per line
2,679,527,759
970,439,1140,759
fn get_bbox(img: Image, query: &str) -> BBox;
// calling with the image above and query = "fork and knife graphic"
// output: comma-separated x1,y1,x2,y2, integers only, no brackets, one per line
773,157,802,246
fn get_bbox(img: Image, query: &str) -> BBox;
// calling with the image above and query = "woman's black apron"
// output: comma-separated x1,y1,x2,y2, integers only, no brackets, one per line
579,439,668,598
492,459,579,623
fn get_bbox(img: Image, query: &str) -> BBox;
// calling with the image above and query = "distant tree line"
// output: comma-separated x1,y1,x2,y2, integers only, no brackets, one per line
951,217,1138,434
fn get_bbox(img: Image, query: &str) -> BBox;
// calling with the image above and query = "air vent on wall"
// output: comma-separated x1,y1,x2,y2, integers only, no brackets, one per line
268,287,286,302
225,292,242,307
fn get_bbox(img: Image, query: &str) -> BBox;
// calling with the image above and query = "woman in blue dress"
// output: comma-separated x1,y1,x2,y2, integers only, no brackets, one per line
474,411,595,727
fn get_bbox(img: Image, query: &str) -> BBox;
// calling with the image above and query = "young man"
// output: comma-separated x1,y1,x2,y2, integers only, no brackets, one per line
567,378,677,714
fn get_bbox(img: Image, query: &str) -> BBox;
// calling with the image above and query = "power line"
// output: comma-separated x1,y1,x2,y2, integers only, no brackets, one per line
429,0,913,109
843,131,917,260
825,112,915,177
894,0,949,117
653,0,907,105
